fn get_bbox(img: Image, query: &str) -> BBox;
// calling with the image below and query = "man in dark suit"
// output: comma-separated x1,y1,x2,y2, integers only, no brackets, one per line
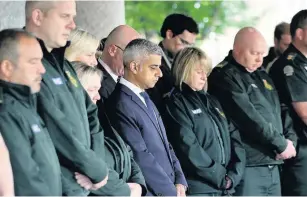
105,38,187,196
97,25,140,103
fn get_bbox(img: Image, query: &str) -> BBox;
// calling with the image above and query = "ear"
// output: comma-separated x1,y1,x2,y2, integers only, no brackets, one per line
296,28,303,41
107,45,117,57
165,30,174,39
0,60,14,79
129,61,140,74
32,9,44,26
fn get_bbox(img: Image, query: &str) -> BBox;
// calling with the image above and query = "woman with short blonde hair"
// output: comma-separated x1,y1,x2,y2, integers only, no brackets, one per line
172,47,212,91
163,47,245,196
65,28,100,67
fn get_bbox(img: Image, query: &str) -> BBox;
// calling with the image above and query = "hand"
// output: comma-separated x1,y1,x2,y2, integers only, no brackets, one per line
91,174,108,190
175,184,186,197
75,172,93,190
75,172,108,191
127,183,142,197
225,176,232,189
276,139,296,160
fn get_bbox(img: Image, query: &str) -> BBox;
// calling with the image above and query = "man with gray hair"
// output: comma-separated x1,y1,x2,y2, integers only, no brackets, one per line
105,38,187,196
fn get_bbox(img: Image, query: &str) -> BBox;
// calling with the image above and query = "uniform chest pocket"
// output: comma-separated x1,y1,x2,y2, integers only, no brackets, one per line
247,84,265,105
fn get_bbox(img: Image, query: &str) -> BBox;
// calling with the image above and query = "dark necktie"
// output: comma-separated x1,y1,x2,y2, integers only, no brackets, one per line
140,91,157,123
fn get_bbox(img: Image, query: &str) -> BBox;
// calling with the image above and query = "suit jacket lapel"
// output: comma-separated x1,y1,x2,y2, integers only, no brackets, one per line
119,84,161,133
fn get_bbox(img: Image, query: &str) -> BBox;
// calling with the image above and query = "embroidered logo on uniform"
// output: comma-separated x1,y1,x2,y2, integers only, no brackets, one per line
283,65,294,76
215,107,226,118
216,61,228,68
192,109,202,114
263,79,273,90
31,124,41,133
251,84,258,88
65,71,78,88
52,77,63,85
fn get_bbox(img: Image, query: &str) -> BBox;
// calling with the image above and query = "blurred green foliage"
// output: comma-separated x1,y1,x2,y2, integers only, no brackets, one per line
125,1,257,39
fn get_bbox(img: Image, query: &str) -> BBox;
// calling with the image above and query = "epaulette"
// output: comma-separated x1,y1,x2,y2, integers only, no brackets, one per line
0,87,3,104
286,52,297,61
215,60,228,68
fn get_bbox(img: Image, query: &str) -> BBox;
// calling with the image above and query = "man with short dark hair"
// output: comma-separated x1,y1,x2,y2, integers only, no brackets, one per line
147,13,199,114
0,28,61,195
106,38,187,196
269,9,307,195
264,22,291,72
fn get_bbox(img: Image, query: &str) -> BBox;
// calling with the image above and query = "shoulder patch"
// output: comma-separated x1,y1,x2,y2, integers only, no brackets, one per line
263,79,273,90
65,70,79,88
287,53,297,60
215,107,226,118
283,65,294,76
215,61,228,68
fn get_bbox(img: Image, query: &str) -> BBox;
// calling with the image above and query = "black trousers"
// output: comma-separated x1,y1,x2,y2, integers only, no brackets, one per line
282,143,307,196
234,165,281,196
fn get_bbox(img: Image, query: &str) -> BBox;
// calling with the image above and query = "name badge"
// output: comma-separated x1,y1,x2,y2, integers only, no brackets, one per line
192,109,202,114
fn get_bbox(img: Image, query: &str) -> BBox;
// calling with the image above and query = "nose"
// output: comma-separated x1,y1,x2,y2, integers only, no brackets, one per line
256,54,262,62
39,62,46,74
68,19,76,30
91,57,98,67
157,67,163,78
94,93,101,101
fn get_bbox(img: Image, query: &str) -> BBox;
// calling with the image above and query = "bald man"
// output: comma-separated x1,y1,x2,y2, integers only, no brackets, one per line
208,27,297,196
97,25,140,103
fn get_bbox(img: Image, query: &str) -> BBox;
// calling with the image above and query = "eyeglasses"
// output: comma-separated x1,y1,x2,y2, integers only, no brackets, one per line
177,36,193,47
114,44,124,52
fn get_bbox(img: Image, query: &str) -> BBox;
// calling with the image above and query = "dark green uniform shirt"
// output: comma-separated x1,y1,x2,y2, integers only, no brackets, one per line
208,54,297,166
0,80,61,195
36,40,108,195
270,44,307,142
163,83,245,195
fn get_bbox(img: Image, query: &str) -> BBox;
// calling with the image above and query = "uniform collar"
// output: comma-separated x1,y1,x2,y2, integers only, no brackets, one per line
37,38,70,66
228,54,264,74
0,80,35,106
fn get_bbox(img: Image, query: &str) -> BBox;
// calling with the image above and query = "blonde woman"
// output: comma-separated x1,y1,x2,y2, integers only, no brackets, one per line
163,47,246,196
71,61,146,197
65,28,99,67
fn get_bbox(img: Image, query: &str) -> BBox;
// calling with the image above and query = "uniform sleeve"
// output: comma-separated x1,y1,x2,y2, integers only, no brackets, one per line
90,168,131,196
226,120,246,190
164,98,228,189
106,102,177,196
0,113,50,195
37,84,108,183
284,64,307,102
281,103,298,147
208,71,287,154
